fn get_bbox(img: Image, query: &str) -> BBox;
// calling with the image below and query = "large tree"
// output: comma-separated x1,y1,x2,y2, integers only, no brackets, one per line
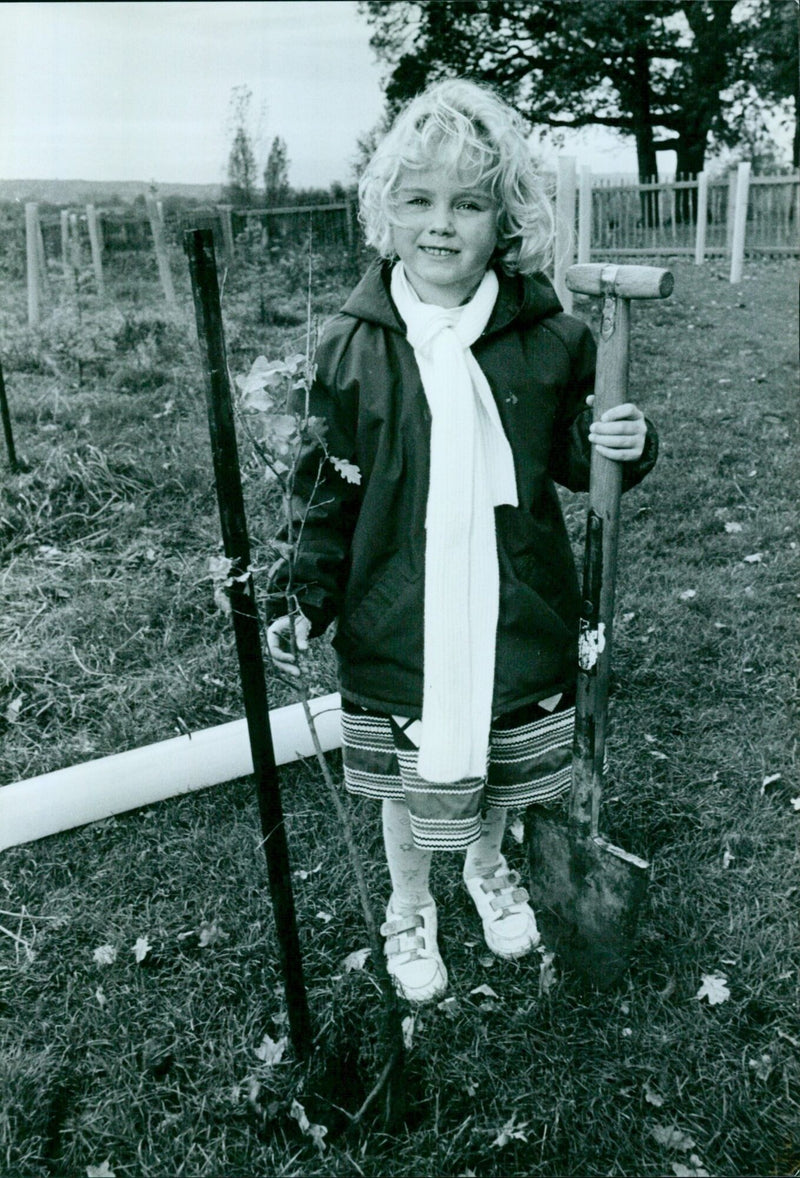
264,136,291,206
225,85,258,207
360,0,768,181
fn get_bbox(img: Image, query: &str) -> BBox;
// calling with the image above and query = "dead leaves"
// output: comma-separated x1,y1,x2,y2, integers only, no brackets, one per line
254,1033,288,1066
696,973,731,1005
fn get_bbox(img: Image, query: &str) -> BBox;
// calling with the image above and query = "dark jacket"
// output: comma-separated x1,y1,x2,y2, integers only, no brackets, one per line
270,260,657,718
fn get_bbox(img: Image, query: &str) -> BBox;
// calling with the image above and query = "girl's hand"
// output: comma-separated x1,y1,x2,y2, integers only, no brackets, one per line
266,613,311,679
587,396,647,462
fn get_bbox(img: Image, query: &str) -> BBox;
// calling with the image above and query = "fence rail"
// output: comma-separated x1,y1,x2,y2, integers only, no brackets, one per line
587,171,798,257
13,165,798,326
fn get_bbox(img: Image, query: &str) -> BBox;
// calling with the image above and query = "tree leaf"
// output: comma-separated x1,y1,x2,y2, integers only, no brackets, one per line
254,1033,287,1065
742,552,763,563
724,521,743,533
289,1098,327,1154
644,1081,665,1107
133,937,151,964
696,973,730,1005
678,589,697,601
197,921,227,948
92,944,117,966
329,455,362,484
491,1114,529,1148
86,1161,116,1178
343,947,370,972
402,1014,415,1049
508,817,525,844
470,983,499,999
672,1157,710,1177
651,1123,697,1150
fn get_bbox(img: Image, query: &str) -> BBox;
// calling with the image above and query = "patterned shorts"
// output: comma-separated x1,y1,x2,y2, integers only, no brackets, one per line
341,693,575,850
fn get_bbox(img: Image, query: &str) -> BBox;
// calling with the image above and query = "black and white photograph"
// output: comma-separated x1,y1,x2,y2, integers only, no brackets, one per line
1,2,797,1175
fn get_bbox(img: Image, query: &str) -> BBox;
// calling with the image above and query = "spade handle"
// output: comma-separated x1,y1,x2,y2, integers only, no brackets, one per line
569,264,671,838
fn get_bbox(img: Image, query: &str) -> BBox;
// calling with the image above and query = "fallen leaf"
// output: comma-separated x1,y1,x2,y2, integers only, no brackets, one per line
197,922,227,948
5,694,23,724
724,521,743,533
133,937,151,964
696,973,730,1005
491,1114,529,1148
651,1123,697,1151
722,848,735,868
538,949,557,995
92,944,117,966
672,1156,710,1177
343,947,370,972
254,1033,287,1065
678,589,697,601
86,1162,115,1178
402,1014,415,1049
508,817,525,844
315,911,333,923
743,552,763,563
95,987,107,1008
761,772,782,794
791,797,800,811
749,1053,773,1081
437,996,459,1016
289,1098,327,1154
470,983,499,999
644,1081,665,1107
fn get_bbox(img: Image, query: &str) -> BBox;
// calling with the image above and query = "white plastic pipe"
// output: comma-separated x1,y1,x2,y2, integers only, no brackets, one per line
0,693,342,852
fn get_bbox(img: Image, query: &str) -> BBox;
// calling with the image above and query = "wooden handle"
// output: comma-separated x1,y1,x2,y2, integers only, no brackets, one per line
566,263,674,300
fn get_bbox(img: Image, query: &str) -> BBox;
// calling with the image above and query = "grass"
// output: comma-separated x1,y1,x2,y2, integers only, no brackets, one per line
0,240,798,1177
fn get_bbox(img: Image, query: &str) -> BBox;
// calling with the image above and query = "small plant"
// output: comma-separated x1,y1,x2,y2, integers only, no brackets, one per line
221,339,405,1129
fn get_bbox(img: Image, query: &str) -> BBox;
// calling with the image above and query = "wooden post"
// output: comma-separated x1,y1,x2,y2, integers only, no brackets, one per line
146,195,177,309
60,210,71,278
694,172,708,265
69,212,82,270
729,162,751,284
0,355,19,473
726,169,738,255
184,227,312,1060
25,203,41,327
217,204,235,265
555,155,577,313
86,204,105,296
577,165,592,263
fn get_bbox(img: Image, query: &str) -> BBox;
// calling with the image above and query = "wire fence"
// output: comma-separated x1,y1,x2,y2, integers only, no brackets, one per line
588,173,798,257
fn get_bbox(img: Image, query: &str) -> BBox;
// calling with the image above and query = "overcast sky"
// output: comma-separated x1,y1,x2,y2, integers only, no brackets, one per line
3,1,653,189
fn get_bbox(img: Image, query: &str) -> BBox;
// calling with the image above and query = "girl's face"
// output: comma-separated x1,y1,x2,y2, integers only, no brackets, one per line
390,167,499,307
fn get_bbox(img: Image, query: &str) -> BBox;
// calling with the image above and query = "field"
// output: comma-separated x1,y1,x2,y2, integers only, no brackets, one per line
0,236,797,1178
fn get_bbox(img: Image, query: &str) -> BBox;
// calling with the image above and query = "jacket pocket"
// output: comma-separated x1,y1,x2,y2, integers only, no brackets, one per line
333,553,423,664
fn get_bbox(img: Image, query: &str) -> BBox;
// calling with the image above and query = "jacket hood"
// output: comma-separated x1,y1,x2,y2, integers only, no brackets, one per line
341,259,564,337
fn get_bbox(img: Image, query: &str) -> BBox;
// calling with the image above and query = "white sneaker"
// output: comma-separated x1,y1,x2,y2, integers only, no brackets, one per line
380,896,448,1005
464,855,541,960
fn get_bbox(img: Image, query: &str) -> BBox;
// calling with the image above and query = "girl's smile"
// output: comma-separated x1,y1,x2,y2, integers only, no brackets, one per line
390,168,499,307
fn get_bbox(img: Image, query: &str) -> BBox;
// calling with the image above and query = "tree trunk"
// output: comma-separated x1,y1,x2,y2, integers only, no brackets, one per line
631,42,659,227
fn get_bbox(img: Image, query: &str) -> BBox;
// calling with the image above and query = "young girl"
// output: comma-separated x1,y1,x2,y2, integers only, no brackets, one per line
267,79,657,1004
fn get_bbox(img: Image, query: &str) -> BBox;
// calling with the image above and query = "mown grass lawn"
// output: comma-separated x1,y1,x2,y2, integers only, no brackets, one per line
0,241,797,1178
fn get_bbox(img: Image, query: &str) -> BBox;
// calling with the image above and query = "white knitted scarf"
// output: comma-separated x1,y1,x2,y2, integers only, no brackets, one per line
390,262,519,782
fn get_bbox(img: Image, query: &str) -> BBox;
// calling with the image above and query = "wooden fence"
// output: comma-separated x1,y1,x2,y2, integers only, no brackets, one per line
586,173,798,257
16,166,798,325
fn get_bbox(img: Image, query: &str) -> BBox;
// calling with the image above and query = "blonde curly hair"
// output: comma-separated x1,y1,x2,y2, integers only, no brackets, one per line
358,78,555,276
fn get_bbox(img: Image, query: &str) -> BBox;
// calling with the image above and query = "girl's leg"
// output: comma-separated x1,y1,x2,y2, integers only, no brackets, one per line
463,805,540,959
381,799,447,1003
382,799,433,915
463,805,507,878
